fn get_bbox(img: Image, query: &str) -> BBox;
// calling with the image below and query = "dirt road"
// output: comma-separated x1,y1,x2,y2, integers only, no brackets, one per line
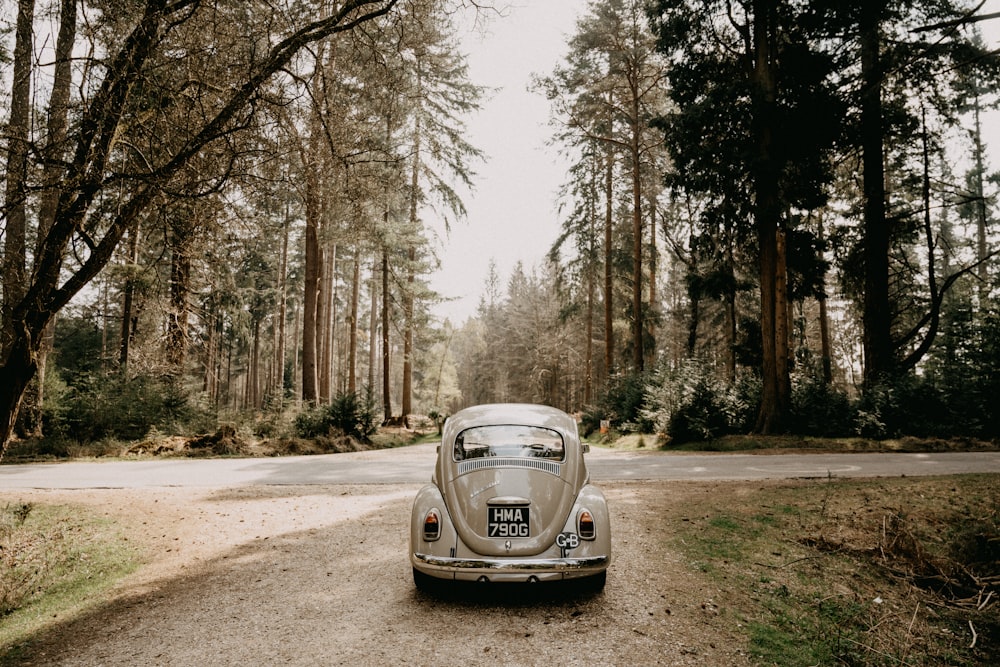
4,482,750,666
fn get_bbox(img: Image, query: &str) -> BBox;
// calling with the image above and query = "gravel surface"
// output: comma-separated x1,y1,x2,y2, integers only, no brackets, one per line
5,481,751,666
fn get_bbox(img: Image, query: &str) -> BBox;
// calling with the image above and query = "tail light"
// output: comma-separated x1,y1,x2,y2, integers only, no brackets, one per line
423,509,441,541
578,509,597,540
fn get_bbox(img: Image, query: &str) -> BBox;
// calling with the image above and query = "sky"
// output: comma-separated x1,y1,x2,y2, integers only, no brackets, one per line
428,0,1000,325
428,2,582,324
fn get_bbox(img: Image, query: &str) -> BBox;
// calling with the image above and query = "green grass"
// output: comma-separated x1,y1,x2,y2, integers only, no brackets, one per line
670,475,999,666
0,503,140,663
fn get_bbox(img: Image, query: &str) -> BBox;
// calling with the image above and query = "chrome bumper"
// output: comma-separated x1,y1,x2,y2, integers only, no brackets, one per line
413,552,608,574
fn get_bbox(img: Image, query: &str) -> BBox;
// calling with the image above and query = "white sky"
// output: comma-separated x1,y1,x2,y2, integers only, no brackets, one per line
428,0,1000,325
428,1,582,324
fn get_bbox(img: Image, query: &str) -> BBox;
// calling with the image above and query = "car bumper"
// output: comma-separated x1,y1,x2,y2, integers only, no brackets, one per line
412,552,609,582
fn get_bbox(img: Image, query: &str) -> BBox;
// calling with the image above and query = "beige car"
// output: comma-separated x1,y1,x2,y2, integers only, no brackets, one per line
410,403,611,592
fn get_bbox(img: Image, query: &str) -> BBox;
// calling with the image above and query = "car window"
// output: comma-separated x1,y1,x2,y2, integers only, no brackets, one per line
454,425,565,462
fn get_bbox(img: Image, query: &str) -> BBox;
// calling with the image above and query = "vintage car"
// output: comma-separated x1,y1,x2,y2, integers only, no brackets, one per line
410,403,611,591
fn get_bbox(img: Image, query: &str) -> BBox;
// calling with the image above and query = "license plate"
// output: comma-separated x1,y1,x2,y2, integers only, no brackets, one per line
488,506,529,538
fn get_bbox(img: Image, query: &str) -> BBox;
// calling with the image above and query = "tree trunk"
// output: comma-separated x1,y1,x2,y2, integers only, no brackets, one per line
346,251,360,394
274,200,291,402
648,193,657,350
860,0,893,386
972,92,989,302
302,158,322,404
0,339,37,459
381,248,392,423
775,227,791,407
725,236,737,382
248,318,261,409
319,242,336,403
402,244,415,423
369,259,379,397
584,267,595,404
28,0,77,435
603,143,615,380
166,213,194,372
2,0,34,343
203,310,219,402
630,107,644,372
816,214,833,384
118,223,141,370
686,286,700,356
751,0,788,434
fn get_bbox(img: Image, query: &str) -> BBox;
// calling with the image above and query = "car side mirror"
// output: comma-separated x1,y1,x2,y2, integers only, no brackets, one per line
582,443,590,453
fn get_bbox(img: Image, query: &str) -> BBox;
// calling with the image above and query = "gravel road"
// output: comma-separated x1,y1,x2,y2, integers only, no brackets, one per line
4,481,750,666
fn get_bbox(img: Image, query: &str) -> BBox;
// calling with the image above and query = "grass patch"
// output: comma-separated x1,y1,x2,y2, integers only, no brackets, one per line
0,502,140,663
666,434,999,453
670,475,999,666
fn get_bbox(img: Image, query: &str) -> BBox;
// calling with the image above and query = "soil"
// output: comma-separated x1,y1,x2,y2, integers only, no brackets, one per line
2,480,751,666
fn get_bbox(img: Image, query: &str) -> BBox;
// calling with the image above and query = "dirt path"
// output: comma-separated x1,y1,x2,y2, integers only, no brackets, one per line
4,482,750,666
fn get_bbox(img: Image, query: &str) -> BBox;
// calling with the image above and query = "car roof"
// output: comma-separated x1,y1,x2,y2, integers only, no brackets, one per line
444,403,578,442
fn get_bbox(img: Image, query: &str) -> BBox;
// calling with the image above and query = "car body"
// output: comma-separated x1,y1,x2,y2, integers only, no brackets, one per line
410,403,611,590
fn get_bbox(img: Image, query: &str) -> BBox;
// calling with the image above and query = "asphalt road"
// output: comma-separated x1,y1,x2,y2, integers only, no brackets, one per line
2,444,998,489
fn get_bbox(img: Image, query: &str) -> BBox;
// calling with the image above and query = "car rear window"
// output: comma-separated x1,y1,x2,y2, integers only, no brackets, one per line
454,425,565,462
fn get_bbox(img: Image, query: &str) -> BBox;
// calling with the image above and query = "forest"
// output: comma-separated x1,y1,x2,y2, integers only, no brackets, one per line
1,0,999,461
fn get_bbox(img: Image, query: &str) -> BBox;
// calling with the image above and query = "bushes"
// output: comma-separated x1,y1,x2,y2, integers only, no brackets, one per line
44,373,198,444
787,374,853,437
294,390,378,441
641,361,753,444
581,372,652,436
594,354,1000,445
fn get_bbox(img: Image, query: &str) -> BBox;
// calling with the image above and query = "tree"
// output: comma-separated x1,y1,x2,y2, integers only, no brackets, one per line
649,0,841,432
397,4,484,421
540,0,670,374
0,0,403,459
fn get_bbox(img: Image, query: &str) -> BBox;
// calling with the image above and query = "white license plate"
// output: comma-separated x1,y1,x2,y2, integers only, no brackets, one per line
488,506,529,538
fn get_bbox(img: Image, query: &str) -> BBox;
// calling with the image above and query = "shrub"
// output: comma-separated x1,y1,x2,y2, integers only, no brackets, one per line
642,360,747,444
853,375,953,440
294,390,378,441
788,374,853,437
582,371,652,436
44,373,197,444
0,503,47,616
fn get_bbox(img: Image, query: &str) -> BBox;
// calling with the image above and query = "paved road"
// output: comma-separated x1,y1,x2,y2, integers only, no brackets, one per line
1,444,998,489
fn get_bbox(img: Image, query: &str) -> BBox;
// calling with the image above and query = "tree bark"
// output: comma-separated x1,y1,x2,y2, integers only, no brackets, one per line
603,143,615,380
119,223,141,370
860,0,893,386
381,248,392,423
29,0,77,434
319,242,336,403
166,211,194,372
402,111,421,422
369,259,379,396
816,213,833,384
274,199,291,402
348,251,361,394
630,94,644,372
751,0,789,434
301,102,324,403
2,0,34,336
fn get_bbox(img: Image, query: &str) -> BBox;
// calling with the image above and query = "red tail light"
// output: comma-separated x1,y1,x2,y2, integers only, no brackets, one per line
578,509,596,540
423,509,441,541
